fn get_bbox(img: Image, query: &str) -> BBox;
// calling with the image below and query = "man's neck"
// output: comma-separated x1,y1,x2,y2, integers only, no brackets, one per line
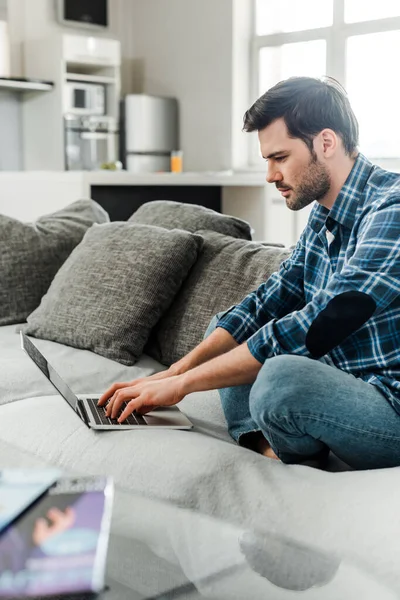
318,153,358,210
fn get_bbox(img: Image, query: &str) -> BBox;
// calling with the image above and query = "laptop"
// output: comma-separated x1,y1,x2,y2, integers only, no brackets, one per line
20,332,193,431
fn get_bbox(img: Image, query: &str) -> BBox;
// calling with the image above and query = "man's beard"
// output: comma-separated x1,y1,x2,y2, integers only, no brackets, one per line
284,155,331,211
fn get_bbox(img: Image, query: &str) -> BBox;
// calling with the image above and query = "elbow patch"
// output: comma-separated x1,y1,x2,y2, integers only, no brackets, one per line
305,291,376,359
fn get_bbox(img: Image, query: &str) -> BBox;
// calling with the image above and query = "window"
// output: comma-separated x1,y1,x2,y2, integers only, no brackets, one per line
252,0,400,162
346,31,400,157
255,0,333,35
345,0,400,23
259,40,327,99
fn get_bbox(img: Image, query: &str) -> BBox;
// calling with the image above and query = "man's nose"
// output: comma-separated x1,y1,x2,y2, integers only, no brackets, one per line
266,166,283,185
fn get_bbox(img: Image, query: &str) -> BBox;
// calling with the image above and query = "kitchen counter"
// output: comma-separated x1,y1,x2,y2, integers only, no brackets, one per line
0,169,266,191
83,170,266,188
0,77,54,92
0,170,296,244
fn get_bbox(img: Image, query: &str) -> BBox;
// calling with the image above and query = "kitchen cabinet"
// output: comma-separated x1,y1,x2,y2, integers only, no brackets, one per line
22,33,121,171
63,35,121,67
0,171,301,244
90,185,222,221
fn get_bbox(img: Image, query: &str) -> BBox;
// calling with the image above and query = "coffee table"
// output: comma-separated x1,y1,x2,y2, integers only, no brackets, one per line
100,488,342,600
0,442,396,600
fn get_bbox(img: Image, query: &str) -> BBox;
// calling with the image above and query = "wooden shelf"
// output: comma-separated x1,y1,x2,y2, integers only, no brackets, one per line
65,73,116,85
0,79,54,92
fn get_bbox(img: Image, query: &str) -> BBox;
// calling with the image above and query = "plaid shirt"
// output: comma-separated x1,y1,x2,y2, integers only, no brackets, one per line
217,153,400,410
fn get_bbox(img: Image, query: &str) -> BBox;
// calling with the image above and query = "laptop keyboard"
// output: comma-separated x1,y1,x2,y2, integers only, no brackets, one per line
85,398,147,427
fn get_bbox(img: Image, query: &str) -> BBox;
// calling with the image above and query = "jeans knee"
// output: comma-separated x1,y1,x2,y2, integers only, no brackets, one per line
249,355,314,424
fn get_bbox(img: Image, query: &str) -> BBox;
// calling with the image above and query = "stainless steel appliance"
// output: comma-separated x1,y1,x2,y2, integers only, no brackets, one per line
122,94,179,173
64,115,118,170
65,81,105,116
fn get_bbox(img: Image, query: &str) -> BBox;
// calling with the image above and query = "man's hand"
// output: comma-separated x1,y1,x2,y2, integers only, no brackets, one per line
97,338,260,424
99,376,186,423
98,366,178,411
32,507,76,546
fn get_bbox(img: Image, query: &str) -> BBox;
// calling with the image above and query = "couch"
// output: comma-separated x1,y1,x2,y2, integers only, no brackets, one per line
1,199,400,597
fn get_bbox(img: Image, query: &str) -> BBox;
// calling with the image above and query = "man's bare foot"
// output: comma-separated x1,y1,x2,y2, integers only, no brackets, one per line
257,437,279,460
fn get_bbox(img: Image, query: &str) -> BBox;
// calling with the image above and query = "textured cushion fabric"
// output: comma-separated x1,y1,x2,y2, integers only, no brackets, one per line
0,199,109,326
145,230,291,366
21,223,203,365
129,200,252,240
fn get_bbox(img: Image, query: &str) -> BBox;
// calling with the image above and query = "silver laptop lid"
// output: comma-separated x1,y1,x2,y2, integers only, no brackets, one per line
20,332,80,414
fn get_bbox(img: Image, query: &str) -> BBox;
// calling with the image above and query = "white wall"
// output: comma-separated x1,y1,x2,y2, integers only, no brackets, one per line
129,0,252,172
129,0,233,172
231,0,252,171
0,0,7,21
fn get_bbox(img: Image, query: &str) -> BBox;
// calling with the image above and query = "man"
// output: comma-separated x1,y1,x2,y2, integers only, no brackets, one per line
98,76,400,470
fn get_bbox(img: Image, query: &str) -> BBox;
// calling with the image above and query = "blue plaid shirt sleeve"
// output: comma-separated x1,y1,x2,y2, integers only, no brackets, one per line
216,231,306,344
246,199,400,364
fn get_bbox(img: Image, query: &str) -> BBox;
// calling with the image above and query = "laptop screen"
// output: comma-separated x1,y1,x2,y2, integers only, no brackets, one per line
21,333,79,413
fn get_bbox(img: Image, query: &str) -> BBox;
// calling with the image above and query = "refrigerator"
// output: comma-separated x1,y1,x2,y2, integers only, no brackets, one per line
121,94,179,173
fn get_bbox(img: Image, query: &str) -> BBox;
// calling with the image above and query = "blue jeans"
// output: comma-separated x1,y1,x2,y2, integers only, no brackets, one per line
205,314,400,470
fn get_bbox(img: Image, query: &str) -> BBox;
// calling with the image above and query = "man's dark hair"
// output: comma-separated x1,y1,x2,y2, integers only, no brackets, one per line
243,76,359,156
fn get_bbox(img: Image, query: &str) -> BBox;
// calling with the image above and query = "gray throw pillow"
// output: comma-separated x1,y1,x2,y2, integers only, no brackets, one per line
0,199,109,326
145,230,291,366
21,223,204,366
129,200,252,240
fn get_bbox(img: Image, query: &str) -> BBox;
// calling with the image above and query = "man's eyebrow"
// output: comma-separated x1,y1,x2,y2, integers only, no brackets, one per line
262,150,289,160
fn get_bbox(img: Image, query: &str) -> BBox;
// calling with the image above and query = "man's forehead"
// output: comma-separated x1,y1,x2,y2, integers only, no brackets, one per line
258,119,303,156
258,119,290,144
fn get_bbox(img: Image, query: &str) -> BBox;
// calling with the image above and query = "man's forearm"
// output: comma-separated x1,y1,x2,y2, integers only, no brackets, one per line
179,342,262,395
171,326,239,375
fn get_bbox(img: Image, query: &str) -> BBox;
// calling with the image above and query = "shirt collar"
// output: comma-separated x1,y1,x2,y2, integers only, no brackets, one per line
310,153,375,233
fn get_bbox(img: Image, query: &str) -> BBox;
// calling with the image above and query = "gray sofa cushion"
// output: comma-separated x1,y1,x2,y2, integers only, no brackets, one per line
0,199,109,326
129,200,252,240
21,223,204,365
145,230,291,366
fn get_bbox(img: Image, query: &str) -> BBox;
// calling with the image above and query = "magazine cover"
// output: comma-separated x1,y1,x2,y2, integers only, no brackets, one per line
0,469,60,535
0,476,114,598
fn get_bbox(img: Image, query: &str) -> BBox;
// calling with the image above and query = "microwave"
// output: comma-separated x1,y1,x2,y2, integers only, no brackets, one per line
65,81,105,116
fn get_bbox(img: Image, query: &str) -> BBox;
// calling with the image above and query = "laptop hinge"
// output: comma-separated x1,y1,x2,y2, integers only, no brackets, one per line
77,399,90,428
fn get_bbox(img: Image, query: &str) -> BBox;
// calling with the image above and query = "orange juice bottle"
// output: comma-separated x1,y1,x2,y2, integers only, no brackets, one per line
171,150,183,173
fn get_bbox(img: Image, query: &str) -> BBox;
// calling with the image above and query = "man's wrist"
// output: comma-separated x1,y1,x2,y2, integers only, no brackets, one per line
177,370,197,397
168,360,189,377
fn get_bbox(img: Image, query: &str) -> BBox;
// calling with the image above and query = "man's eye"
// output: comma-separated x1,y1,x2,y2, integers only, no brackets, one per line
264,156,287,163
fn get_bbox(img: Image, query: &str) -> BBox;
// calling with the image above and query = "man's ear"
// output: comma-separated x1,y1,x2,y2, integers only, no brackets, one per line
320,128,337,157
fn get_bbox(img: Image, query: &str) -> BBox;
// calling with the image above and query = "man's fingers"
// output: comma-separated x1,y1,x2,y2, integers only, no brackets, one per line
110,388,142,419
46,507,75,530
98,379,144,406
46,507,66,521
98,382,129,406
117,397,159,423
118,399,143,423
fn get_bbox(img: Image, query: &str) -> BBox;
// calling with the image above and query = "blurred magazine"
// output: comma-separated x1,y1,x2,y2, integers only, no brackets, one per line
0,475,114,598
0,469,60,534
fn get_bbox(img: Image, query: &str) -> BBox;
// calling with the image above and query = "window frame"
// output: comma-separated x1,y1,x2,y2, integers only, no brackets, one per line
250,0,400,165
